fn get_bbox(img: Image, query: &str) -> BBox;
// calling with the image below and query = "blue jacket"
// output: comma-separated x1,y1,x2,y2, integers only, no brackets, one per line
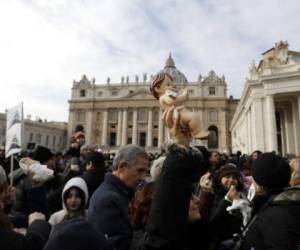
88,173,135,250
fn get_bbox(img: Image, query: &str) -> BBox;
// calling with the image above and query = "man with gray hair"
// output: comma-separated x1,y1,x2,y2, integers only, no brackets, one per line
88,145,149,250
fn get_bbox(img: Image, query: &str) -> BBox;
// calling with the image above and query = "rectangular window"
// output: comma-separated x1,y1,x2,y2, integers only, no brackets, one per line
77,110,84,122
29,133,34,142
188,90,194,95
138,109,147,122
209,87,216,95
96,112,101,121
139,132,146,147
45,135,49,146
108,110,118,122
53,136,56,148
36,133,42,143
209,111,217,123
109,132,116,146
80,89,86,97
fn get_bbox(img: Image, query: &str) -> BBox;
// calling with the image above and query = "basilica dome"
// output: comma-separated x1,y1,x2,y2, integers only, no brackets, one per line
157,54,188,85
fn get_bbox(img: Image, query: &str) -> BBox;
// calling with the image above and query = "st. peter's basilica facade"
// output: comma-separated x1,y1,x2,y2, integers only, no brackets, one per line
68,55,238,152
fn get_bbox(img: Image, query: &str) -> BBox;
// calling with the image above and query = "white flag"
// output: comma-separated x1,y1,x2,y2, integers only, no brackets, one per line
5,103,23,158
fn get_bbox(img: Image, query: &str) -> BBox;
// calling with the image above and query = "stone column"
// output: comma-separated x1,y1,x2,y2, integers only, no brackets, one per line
116,110,122,146
121,109,128,145
265,95,278,152
164,125,169,141
250,98,265,152
279,109,286,155
245,109,249,153
298,95,300,126
250,105,257,151
284,107,295,154
147,109,153,147
246,109,252,154
220,108,228,152
132,109,138,145
85,110,93,145
158,109,164,147
198,108,204,128
67,110,75,146
101,109,108,146
294,97,300,156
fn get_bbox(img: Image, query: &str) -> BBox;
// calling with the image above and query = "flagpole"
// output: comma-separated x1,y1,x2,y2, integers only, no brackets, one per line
10,155,13,186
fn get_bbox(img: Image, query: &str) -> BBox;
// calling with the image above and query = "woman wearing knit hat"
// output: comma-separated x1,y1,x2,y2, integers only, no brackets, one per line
202,164,245,249
241,152,300,250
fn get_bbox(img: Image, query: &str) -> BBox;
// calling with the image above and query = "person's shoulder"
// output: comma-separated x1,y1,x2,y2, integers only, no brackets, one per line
49,210,66,226
273,187,300,204
91,185,120,204
0,227,24,248
15,174,31,189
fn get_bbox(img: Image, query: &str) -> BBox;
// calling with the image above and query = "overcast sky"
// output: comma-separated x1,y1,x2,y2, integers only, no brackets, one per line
1,0,300,122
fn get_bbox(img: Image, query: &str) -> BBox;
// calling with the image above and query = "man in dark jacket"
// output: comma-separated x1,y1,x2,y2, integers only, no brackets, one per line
242,153,300,250
88,145,149,250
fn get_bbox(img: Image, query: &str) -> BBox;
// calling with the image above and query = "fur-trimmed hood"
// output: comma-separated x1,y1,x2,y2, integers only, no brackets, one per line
273,186,300,203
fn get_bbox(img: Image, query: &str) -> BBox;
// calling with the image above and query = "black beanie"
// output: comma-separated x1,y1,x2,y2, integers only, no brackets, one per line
86,152,105,169
43,218,111,250
252,153,290,189
33,146,54,164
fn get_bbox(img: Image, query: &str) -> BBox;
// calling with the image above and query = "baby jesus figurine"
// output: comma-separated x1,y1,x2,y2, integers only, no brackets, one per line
150,72,209,140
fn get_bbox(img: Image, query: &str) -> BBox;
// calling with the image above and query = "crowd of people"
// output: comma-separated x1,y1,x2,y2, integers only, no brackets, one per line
0,121,299,250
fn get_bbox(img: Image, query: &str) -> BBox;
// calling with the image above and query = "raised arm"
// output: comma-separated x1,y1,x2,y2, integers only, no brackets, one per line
175,88,188,104
159,94,177,107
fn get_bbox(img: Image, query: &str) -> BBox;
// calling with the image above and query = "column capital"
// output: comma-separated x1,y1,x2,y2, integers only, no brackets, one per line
265,94,274,99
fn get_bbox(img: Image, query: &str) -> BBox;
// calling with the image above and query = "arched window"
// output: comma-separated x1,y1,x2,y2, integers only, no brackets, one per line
208,125,218,149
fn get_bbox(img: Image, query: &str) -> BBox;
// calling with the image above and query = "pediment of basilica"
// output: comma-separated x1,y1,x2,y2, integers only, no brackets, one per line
122,88,153,99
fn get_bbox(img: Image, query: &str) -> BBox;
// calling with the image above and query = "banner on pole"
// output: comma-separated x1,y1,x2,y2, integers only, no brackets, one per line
5,103,23,158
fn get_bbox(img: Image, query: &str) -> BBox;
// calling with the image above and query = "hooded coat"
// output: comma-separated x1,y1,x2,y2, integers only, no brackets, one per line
48,177,89,226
